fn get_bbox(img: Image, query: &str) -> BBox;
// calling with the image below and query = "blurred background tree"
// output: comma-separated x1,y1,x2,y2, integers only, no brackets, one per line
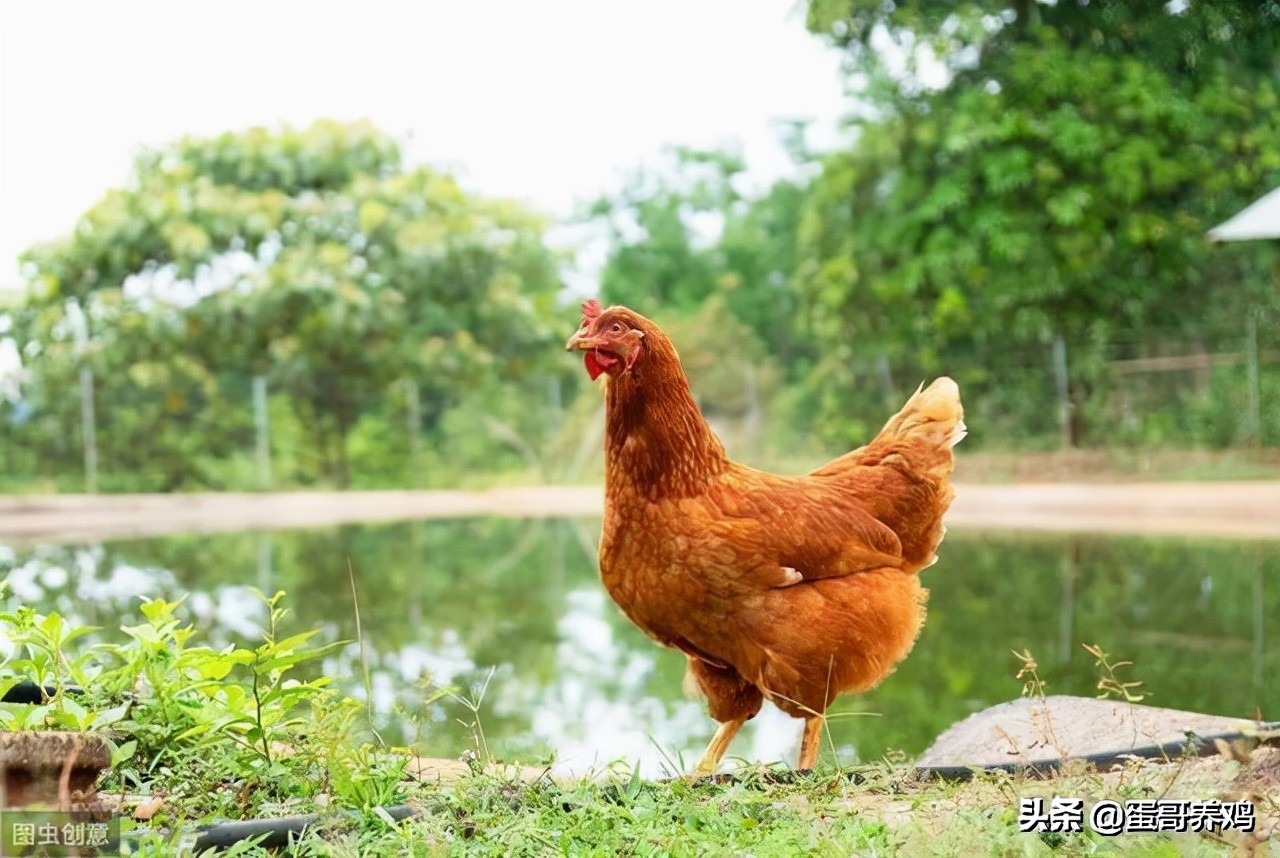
794,0,1280,447
591,0,1280,455
8,120,569,489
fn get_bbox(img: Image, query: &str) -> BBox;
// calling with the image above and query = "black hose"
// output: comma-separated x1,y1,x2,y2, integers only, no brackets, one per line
690,724,1279,788
1,681,84,704
914,722,1280,781
188,805,417,852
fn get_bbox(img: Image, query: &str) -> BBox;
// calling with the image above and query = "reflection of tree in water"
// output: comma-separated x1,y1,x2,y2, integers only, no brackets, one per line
0,522,752,771
124,519,588,752
0,541,269,646
2,528,1275,771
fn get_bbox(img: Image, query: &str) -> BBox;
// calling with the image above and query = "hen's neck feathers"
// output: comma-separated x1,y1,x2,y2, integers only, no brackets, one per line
603,330,727,501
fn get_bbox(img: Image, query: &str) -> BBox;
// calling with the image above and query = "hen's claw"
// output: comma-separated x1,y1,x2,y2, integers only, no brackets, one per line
691,718,747,777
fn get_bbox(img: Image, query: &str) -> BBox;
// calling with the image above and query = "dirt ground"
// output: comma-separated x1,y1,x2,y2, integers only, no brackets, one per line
1,481,1278,546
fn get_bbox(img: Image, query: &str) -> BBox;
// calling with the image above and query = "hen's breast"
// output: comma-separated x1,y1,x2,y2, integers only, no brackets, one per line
597,495,765,668
598,505,691,616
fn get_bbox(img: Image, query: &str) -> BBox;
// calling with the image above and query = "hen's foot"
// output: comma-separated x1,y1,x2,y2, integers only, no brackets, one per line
691,717,746,777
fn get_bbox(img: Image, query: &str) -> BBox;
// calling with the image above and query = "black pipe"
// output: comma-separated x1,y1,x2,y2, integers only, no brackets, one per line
1,681,84,704
188,805,417,852
914,723,1279,781
686,723,1279,788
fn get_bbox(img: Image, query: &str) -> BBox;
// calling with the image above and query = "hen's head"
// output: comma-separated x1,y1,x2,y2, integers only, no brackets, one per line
565,300,651,380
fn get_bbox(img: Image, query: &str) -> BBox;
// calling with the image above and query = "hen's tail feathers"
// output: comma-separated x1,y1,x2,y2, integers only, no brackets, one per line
876,377,964,570
813,377,965,573
875,376,966,457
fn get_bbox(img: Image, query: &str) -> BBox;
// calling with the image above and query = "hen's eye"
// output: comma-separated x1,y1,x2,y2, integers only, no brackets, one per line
610,323,623,333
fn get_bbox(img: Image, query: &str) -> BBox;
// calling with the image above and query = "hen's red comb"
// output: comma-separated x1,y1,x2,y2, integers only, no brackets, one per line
581,299,603,324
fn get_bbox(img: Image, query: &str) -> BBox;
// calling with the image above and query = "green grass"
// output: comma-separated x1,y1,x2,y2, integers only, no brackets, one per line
176,758,1259,857
951,447,1280,484
0,591,1269,856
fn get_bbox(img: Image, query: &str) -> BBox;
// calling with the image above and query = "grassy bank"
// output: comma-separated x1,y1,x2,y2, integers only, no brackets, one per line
105,747,1275,856
0,594,1272,855
261,754,1276,857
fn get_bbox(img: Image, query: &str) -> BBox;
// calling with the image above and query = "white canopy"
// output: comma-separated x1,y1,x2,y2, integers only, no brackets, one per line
1208,185,1280,242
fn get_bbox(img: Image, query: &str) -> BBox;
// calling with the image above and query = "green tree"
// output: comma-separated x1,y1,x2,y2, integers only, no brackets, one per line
717,177,810,365
11,120,567,488
799,0,1280,446
591,147,745,316
591,140,816,373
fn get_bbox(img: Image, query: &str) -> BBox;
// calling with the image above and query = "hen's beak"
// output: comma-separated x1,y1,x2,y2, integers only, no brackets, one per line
565,329,595,352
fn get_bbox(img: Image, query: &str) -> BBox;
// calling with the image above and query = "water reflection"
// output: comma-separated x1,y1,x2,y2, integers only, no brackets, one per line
1,522,1276,776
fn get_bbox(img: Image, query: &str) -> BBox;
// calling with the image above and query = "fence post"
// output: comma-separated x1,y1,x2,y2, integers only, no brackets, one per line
405,379,422,488
875,353,895,404
1051,336,1071,448
1058,538,1078,664
1245,314,1261,444
743,364,763,444
1252,562,1264,692
252,374,273,490
547,374,562,437
257,532,274,592
79,367,98,493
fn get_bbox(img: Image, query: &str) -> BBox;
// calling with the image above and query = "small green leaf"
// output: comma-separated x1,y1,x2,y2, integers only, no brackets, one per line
109,739,138,767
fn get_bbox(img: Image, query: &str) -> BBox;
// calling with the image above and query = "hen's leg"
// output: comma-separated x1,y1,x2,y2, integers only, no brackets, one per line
694,718,746,775
797,715,824,770
684,657,762,776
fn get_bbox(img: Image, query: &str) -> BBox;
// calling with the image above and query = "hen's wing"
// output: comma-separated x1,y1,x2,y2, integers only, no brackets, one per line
703,475,905,588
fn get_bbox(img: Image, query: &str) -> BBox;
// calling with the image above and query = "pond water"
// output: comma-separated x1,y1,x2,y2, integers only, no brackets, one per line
1,521,1276,776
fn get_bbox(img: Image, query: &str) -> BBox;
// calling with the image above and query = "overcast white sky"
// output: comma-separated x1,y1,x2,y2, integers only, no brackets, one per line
0,0,849,292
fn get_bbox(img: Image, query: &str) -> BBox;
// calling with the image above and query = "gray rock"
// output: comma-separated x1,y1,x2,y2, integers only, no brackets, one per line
919,696,1258,770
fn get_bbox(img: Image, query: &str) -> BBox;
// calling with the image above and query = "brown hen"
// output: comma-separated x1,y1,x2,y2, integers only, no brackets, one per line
567,300,965,773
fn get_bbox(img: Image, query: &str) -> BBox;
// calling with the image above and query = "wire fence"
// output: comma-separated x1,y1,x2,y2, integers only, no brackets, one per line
1,320,1277,493
0,364,586,493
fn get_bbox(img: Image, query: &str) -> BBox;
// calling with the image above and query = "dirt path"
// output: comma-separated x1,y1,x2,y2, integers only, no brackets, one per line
0,482,1277,546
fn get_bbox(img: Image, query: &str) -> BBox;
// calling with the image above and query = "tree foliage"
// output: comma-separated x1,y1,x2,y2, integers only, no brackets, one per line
795,0,1280,445
9,120,567,488
592,147,745,316
593,147,814,362
585,2,1280,452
